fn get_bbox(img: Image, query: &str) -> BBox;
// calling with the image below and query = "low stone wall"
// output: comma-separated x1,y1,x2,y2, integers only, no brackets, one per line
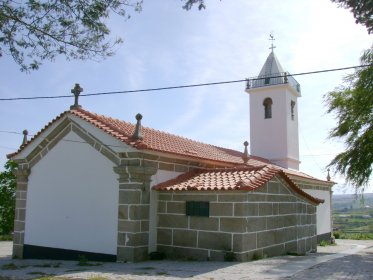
156,178,317,261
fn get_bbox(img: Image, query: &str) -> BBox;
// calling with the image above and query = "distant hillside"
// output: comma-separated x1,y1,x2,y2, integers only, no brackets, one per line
333,193,373,211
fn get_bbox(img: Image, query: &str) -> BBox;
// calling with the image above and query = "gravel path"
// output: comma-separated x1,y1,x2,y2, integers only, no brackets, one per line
0,239,372,279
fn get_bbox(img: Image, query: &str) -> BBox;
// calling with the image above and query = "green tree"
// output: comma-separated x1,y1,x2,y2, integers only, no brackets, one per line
0,160,17,235
325,46,373,190
0,0,143,71
182,0,206,10
0,0,204,72
331,0,373,34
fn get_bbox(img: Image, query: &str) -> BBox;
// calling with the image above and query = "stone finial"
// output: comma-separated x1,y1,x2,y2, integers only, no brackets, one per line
70,83,83,109
284,72,288,83
22,129,28,146
327,168,331,181
242,141,249,164
132,113,143,140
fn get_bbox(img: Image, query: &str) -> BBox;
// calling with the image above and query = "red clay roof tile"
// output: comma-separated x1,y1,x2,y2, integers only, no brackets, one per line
153,165,324,205
69,108,270,166
7,108,331,186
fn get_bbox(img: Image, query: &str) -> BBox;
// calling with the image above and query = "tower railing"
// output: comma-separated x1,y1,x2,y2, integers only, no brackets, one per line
246,72,301,94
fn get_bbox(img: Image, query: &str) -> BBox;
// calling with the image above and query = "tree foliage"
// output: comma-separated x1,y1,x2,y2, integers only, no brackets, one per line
331,0,373,34
0,0,209,72
182,0,206,10
0,0,144,71
0,160,17,235
325,46,373,190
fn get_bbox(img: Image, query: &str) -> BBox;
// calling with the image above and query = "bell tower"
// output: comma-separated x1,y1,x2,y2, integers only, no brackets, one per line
246,37,301,170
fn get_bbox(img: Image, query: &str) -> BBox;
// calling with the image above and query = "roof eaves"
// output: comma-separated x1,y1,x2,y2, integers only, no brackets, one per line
153,165,323,205
277,170,324,205
7,110,71,159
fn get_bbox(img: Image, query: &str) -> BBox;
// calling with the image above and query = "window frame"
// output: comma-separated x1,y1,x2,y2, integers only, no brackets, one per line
185,201,210,217
263,97,273,119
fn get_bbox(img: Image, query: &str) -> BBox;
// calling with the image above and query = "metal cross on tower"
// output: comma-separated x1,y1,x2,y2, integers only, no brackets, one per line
269,33,276,52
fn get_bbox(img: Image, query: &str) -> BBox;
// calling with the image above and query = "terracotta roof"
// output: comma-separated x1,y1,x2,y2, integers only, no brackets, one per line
71,109,272,166
8,107,330,185
153,165,324,205
284,168,334,185
8,108,268,166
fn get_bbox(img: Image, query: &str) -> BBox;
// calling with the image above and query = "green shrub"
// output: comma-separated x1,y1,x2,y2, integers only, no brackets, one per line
224,251,236,262
339,232,373,240
149,251,165,260
0,234,13,241
252,252,267,261
0,161,17,235
77,255,102,267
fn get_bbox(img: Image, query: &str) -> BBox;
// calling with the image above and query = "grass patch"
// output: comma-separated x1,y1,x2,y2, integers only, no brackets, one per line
335,232,373,240
33,263,61,268
286,252,305,256
138,266,155,270
0,235,13,241
27,271,55,276
77,255,102,267
64,268,87,272
1,263,28,270
224,251,236,262
252,253,267,261
33,277,64,280
149,251,165,260
2,263,18,270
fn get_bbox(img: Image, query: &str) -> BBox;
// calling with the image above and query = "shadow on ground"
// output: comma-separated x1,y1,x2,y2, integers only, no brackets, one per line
286,249,373,279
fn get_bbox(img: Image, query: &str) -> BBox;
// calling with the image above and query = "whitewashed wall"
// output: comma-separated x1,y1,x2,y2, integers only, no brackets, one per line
248,84,300,170
303,189,331,235
24,131,118,255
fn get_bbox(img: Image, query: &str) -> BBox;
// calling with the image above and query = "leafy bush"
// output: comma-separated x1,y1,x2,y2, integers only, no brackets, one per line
319,240,329,246
149,251,165,260
224,251,236,262
339,232,373,240
0,234,13,241
0,161,17,234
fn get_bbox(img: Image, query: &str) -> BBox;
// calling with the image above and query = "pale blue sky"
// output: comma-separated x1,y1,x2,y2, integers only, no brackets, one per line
0,0,372,193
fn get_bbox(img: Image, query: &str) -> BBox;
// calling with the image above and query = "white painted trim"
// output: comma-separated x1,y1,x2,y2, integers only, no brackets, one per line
68,115,135,153
13,116,68,160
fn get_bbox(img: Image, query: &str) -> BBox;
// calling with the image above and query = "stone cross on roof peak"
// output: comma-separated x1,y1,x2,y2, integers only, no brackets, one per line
70,83,83,109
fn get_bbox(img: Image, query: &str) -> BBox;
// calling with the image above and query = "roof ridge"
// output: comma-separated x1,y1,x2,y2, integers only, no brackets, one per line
7,107,329,186
74,108,244,153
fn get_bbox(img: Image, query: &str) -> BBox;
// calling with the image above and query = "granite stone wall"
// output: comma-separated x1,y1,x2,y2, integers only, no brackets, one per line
156,178,317,261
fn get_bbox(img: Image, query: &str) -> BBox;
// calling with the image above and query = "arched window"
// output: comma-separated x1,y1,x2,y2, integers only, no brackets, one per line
263,98,273,119
291,100,296,120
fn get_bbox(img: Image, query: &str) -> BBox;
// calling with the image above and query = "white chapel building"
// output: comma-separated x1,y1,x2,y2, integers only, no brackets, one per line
9,49,334,262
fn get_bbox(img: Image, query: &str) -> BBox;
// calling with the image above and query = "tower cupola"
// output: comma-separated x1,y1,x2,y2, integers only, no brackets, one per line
246,36,301,170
